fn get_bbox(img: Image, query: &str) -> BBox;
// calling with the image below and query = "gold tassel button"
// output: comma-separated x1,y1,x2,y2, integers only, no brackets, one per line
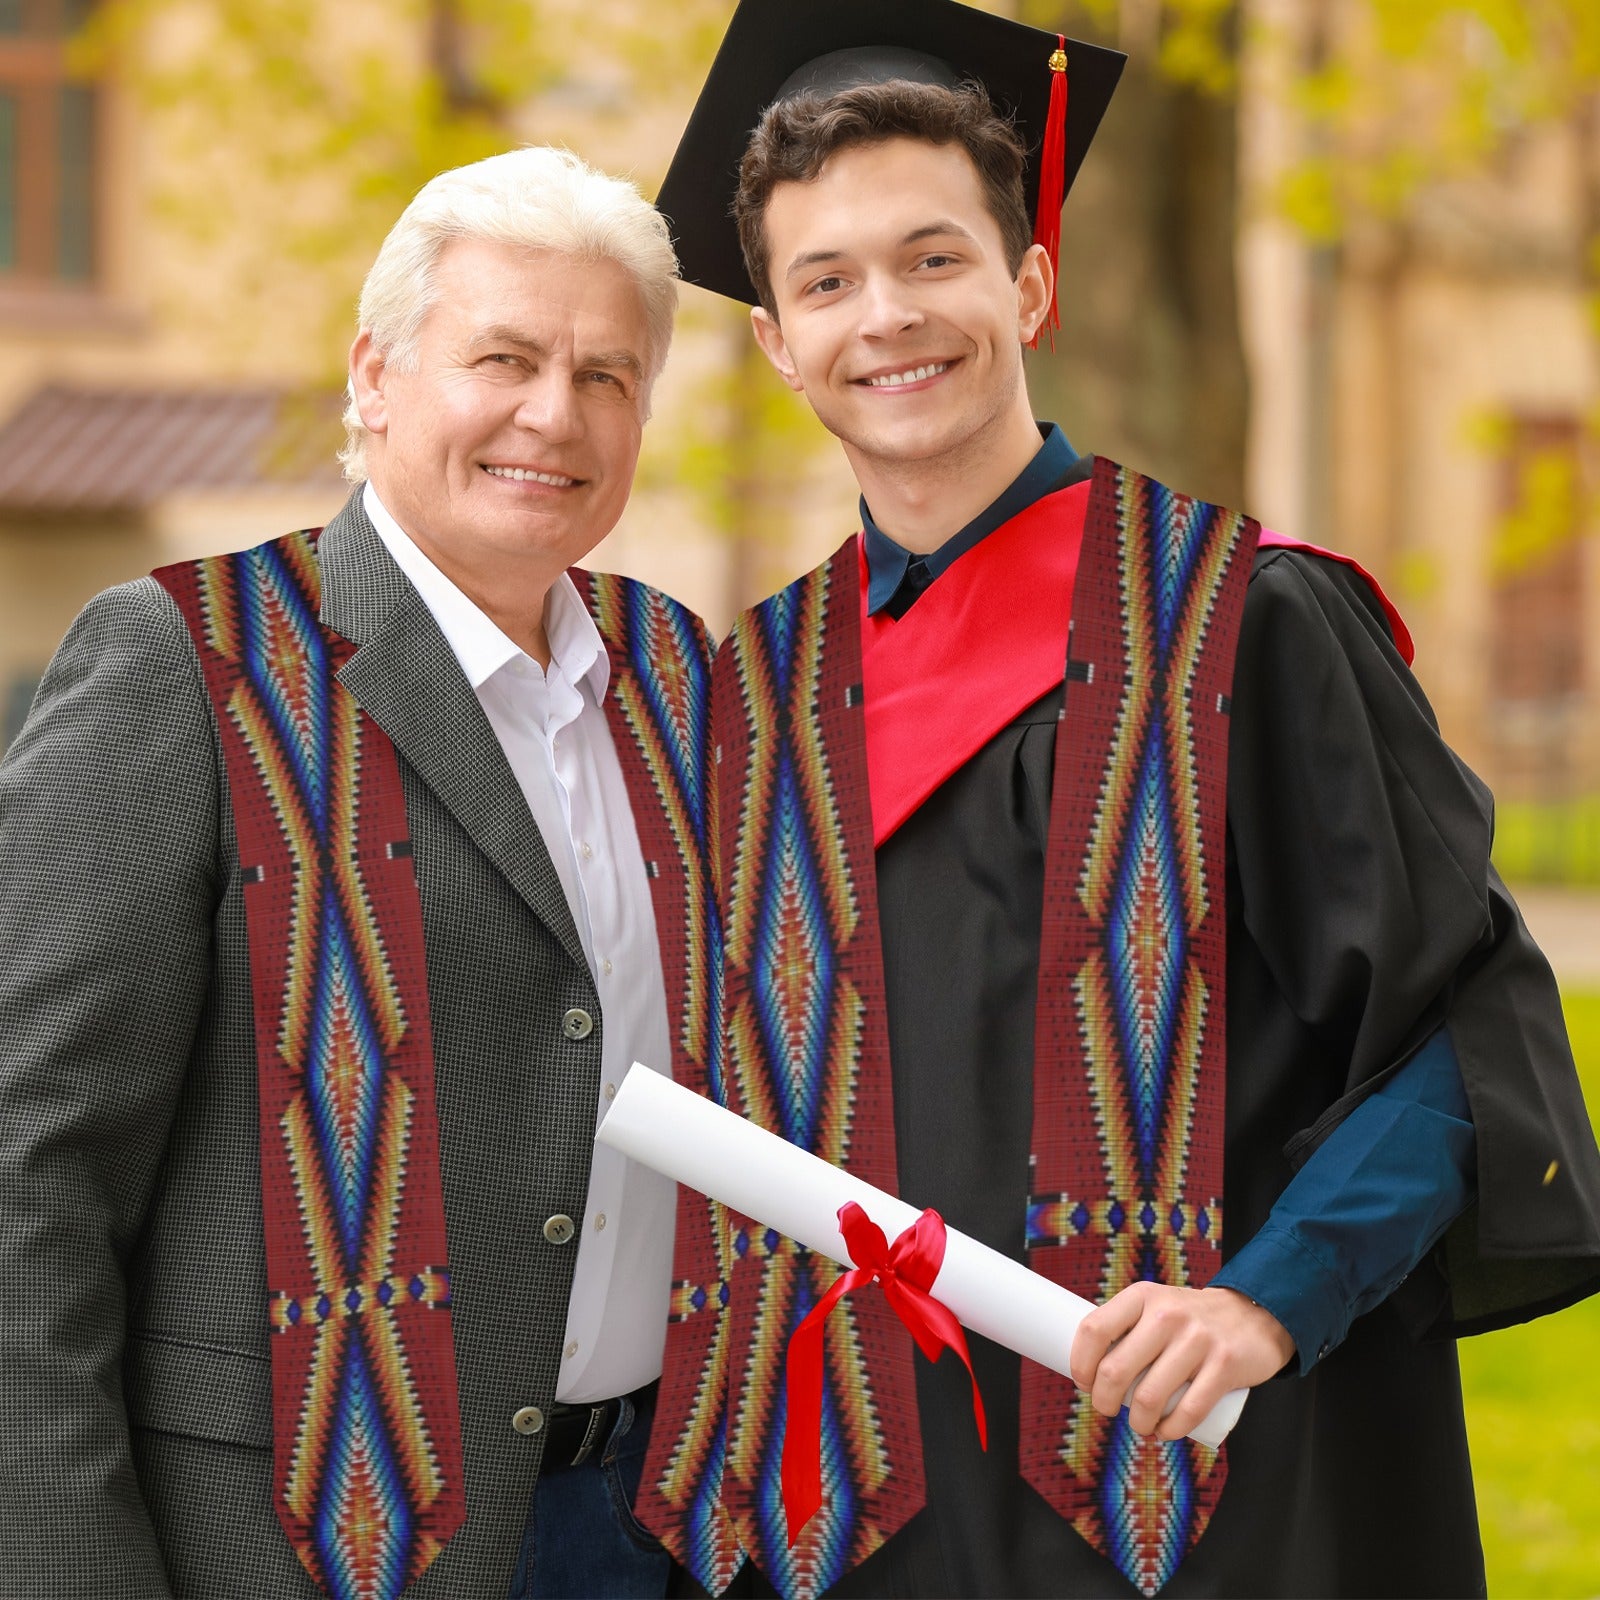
1049,47,1068,72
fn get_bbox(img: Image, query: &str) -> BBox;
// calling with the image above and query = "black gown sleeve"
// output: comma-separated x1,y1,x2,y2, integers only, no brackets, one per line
1227,547,1600,1335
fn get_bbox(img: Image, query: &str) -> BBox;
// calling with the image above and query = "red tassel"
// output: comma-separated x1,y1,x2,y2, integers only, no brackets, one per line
1029,36,1069,352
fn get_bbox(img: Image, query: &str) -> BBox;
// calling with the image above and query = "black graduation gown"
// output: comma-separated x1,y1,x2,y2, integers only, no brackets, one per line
725,544,1600,1599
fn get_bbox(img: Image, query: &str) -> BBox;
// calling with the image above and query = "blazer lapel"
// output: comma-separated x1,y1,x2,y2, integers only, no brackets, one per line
317,493,588,973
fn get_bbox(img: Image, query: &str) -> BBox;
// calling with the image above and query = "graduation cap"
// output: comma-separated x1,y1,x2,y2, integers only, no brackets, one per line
657,0,1126,339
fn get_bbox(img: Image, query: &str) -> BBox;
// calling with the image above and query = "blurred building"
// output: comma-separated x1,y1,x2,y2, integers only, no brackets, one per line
0,0,351,744
1239,0,1600,877
4,0,1598,885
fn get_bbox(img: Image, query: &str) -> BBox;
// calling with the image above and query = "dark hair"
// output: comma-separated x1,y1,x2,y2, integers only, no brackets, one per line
735,78,1032,316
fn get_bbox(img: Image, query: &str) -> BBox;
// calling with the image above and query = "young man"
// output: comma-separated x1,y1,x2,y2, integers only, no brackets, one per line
639,3,1600,1597
0,148,712,1600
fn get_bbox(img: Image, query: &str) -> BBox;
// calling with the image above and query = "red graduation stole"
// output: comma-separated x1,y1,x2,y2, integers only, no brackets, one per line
156,532,465,1600
707,459,1260,1599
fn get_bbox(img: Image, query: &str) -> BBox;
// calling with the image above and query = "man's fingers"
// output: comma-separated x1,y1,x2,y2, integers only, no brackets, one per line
1123,1328,1206,1437
1073,1284,1293,1435
1070,1282,1149,1391
1088,1316,1169,1421
1152,1356,1230,1442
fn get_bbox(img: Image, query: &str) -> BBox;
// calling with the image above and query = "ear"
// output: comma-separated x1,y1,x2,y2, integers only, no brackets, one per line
349,330,390,435
1015,243,1054,346
750,305,805,393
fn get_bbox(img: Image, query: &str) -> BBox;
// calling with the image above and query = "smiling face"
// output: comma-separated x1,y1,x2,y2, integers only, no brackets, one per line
750,136,1050,480
352,236,652,599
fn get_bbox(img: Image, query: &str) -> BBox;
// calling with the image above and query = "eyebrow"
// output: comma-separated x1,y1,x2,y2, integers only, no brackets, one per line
468,327,646,379
584,349,648,379
783,219,980,281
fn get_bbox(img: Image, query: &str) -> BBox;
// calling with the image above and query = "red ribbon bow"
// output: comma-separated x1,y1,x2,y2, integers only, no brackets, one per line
781,1202,988,1544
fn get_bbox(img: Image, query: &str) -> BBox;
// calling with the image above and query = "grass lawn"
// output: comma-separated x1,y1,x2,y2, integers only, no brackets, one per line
1459,990,1600,1597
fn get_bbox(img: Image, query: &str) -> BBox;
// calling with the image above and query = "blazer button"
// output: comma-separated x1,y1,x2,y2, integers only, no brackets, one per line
561,1007,594,1040
512,1405,545,1436
543,1214,576,1245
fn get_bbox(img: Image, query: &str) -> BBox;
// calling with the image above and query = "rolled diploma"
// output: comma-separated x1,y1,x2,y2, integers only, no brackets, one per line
598,1063,1245,1450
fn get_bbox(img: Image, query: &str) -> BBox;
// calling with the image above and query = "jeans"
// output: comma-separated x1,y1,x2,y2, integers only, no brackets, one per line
509,1386,671,1599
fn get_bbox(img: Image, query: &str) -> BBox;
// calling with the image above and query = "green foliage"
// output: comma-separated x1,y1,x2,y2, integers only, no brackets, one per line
1273,1,1600,237
1276,158,1342,244
1494,801,1600,887
655,306,832,541
1156,0,1236,95
1489,447,1593,581
1459,405,1597,586
1460,989,1600,1596
72,0,550,360
1391,547,1442,604
1022,0,1238,91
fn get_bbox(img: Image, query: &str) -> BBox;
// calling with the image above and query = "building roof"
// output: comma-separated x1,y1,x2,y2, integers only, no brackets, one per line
0,385,347,513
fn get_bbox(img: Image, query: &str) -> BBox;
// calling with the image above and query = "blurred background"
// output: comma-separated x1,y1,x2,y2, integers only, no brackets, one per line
0,0,1595,1589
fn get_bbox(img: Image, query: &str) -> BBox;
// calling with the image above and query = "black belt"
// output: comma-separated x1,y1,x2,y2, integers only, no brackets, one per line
543,1380,658,1470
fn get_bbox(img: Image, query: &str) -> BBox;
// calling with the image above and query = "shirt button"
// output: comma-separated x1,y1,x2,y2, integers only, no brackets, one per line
594,1213,607,1232
544,1214,576,1246
512,1405,545,1435
561,1007,593,1040
564,1340,579,1360
601,959,613,976
603,1083,617,1101
581,841,594,859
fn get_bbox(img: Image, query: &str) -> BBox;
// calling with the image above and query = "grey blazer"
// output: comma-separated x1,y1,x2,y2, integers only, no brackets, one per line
0,496,673,1596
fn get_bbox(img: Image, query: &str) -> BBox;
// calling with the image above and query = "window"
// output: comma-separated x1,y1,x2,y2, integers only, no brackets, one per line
1489,416,1588,707
1486,413,1595,812
0,0,97,284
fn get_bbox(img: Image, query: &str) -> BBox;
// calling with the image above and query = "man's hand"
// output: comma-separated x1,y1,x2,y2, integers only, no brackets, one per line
1069,1283,1296,1442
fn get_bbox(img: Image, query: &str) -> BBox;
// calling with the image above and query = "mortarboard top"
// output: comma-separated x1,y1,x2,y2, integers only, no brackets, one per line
657,0,1127,307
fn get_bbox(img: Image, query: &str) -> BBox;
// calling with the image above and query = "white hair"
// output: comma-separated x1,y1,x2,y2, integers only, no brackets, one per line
340,145,679,482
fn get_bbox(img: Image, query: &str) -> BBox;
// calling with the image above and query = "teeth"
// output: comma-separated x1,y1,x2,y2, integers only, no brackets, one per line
865,362,948,388
484,465,577,486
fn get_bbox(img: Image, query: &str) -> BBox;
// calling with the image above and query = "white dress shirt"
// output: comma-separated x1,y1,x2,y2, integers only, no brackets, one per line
364,483,676,1403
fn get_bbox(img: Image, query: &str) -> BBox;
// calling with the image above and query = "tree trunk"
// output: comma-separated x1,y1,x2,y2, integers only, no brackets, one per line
1027,10,1250,510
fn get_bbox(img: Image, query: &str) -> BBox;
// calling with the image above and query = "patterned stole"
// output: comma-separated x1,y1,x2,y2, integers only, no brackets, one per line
570,571,746,1593
155,531,465,1600
706,460,1257,1599
1020,461,1256,1595
715,559,922,1596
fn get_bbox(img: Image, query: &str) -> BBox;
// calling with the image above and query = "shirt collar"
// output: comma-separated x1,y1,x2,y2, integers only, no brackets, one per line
862,422,1081,616
362,481,609,701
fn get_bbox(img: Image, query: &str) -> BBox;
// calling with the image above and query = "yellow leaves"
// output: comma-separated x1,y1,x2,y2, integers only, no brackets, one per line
1269,0,1600,245
1489,445,1589,581
1461,406,1515,455
1275,161,1344,244
1394,549,1442,603
1157,0,1237,95
1289,61,1358,125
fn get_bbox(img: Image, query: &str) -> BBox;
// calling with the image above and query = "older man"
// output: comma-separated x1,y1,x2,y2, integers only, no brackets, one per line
0,147,712,1600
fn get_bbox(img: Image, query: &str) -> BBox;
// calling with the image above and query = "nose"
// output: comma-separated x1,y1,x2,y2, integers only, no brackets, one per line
514,368,583,443
855,272,924,341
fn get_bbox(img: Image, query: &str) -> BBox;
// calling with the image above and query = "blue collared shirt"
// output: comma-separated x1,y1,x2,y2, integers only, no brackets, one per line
863,423,1085,617
1211,1029,1474,1370
860,423,1477,1369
